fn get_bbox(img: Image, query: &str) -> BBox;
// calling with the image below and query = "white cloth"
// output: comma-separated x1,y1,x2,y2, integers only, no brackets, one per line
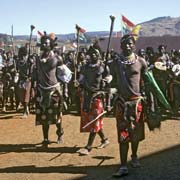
56,64,72,83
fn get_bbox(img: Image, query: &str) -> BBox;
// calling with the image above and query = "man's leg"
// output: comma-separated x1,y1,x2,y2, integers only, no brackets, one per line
56,122,64,144
97,129,109,149
86,132,96,151
78,132,96,155
112,143,129,177
21,102,29,118
131,141,141,168
120,142,129,166
42,123,50,147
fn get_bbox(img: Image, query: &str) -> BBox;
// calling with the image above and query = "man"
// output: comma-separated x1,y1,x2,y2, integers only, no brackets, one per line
146,46,155,68
111,34,147,177
75,46,112,155
35,32,64,147
1,51,16,112
153,44,171,96
16,46,32,117
64,51,76,111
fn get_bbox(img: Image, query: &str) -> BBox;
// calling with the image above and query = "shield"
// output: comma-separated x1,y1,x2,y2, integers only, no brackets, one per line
154,61,167,71
172,64,180,77
14,73,19,84
144,71,171,110
56,64,72,83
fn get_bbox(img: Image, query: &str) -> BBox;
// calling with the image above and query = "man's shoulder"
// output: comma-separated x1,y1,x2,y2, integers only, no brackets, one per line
137,55,146,63
137,55,145,62
136,55,148,70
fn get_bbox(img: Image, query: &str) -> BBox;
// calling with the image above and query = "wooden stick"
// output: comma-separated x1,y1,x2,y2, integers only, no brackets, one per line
82,110,107,129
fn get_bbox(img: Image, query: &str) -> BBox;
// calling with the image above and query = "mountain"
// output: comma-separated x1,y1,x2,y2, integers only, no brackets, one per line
1,16,180,43
139,16,180,36
13,31,111,42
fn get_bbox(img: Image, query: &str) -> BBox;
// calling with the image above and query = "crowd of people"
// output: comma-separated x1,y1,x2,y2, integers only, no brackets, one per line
0,32,180,178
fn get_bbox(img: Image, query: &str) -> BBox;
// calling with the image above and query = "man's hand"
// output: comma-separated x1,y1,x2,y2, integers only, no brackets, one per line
74,80,79,88
106,105,112,113
130,121,136,130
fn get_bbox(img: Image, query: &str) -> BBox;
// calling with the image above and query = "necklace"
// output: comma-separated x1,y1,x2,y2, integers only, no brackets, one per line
121,53,138,65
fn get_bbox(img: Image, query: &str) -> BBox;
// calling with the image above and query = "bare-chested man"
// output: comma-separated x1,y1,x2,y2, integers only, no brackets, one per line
111,34,147,177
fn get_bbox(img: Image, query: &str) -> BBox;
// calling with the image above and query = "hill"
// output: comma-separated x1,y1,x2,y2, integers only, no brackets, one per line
1,16,180,44
140,16,180,36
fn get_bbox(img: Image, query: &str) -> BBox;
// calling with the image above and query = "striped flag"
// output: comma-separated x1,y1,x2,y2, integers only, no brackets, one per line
76,24,86,33
75,24,87,43
121,15,135,36
37,31,44,43
131,25,141,40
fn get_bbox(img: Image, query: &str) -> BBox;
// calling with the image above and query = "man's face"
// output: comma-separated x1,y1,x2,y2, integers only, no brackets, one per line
90,52,98,63
121,38,135,56
40,38,51,52
68,52,74,61
159,46,166,54
139,49,146,58
146,49,154,57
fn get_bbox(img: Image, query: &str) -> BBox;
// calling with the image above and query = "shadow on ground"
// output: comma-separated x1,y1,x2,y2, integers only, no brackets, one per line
0,144,179,180
0,143,80,154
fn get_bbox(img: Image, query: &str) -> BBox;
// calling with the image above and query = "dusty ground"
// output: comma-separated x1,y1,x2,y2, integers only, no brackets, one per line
0,110,180,180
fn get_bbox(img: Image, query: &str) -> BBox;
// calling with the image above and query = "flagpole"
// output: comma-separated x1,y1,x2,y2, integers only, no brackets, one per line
120,14,124,37
11,25,15,55
74,24,80,83
11,24,17,72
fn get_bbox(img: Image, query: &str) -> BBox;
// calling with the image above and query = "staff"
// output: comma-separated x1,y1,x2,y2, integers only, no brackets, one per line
10,25,17,71
28,25,35,58
105,15,115,63
27,25,35,77
74,24,81,82
82,110,107,129
105,15,115,112
10,25,20,83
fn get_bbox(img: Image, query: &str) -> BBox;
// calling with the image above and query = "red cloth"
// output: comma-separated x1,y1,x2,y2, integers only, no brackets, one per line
80,98,104,133
116,100,144,143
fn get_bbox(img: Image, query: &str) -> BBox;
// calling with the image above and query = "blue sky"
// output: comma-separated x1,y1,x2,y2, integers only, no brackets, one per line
1,0,180,35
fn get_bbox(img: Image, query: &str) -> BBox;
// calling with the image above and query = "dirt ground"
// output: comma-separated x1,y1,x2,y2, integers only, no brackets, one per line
0,110,180,180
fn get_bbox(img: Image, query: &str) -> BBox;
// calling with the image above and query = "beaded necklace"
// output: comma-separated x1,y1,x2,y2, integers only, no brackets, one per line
120,53,138,65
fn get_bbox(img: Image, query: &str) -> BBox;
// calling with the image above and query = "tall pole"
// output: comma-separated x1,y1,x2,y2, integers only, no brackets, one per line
10,24,17,72
74,24,80,82
27,25,35,77
28,25,35,58
11,24,14,53
11,25,15,56
105,15,115,113
105,15,115,63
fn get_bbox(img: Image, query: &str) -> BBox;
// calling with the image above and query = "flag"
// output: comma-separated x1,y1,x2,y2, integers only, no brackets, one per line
36,31,44,55
75,24,87,43
131,25,141,40
76,24,86,33
121,15,135,36
37,31,44,43
37,31,44,37
144,71,171,110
